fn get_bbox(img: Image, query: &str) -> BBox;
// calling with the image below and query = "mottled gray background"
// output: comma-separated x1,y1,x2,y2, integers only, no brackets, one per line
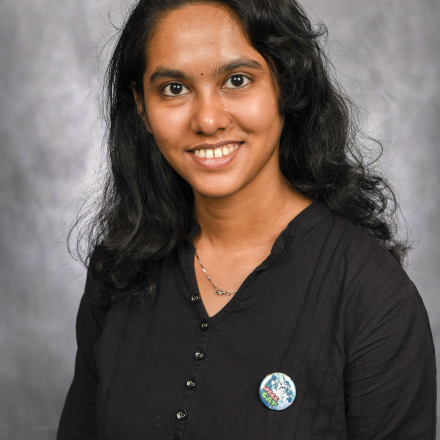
0,0,439,438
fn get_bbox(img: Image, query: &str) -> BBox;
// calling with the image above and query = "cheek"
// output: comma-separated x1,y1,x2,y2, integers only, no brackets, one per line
230,87,282,138
145,102,189,152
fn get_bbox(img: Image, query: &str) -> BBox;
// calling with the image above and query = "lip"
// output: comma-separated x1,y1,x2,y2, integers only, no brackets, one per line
187,142,242,171
187,140,243,152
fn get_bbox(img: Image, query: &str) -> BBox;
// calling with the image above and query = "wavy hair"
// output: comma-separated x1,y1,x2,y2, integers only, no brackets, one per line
69,0,409,306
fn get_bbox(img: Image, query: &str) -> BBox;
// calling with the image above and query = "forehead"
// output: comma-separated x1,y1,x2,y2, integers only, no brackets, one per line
146,3,262,73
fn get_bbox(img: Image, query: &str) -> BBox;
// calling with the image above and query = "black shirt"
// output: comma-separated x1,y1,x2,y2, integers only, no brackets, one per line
57,202,436,439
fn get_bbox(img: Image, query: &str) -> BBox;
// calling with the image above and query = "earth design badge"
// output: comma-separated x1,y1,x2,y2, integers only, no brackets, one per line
259,372,296,410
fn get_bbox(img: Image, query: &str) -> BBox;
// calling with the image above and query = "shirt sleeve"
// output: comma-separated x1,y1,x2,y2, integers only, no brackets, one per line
56,271,107,440
344,279,436,439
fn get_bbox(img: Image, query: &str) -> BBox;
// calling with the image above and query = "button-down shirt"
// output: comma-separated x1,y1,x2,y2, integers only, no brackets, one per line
57,202,436,439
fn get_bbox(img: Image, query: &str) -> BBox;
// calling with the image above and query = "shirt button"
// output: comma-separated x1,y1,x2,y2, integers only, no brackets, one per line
194,350,205,360
191,295,200,304
201,321,209,331
176,410,188,421
186,379,197,389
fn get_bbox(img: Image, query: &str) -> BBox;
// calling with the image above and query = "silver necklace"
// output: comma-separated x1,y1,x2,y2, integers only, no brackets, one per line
194,249,237,296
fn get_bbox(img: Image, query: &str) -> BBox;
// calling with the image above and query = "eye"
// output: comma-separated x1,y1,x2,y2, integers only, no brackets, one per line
162,83,189,96
224,74,251,89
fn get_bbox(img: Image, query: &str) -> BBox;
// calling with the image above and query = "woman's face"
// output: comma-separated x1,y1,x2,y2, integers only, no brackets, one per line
141,3,284,199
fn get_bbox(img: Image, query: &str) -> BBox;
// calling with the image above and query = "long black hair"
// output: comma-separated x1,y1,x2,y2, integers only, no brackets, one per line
69,0,409,306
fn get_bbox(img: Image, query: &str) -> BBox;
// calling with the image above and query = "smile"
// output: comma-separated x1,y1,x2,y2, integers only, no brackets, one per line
192,143,242,159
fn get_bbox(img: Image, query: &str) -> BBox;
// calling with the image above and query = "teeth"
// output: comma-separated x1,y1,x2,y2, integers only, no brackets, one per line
193,143,241,159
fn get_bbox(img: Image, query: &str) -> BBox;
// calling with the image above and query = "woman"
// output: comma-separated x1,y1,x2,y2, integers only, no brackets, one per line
57,0,436,439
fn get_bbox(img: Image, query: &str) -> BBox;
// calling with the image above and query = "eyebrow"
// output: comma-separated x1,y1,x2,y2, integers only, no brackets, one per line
149,68,194,83
213,58,264,76
149,58,264,83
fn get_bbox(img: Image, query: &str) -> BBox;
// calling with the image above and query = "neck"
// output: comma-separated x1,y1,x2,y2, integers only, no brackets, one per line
193,169,312,252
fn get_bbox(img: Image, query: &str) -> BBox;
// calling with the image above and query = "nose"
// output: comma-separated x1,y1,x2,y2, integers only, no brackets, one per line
190,92,231,135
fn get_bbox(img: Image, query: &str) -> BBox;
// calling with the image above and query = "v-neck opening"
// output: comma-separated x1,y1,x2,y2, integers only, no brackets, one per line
185,242,252,324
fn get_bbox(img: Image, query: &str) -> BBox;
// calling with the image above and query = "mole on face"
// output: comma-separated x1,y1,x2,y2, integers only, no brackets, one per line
201,73,203,75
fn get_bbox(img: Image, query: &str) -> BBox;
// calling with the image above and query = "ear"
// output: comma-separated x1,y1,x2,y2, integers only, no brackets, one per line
131,82,153,134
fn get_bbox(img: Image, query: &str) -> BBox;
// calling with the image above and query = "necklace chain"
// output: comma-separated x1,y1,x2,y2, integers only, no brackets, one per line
194,249,237,296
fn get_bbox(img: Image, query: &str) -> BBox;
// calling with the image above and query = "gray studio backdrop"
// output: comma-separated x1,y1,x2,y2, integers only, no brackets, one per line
1,0,439,438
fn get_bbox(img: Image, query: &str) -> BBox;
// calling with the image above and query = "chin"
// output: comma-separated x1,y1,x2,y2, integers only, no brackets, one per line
195,188,238,199
192,181,242,199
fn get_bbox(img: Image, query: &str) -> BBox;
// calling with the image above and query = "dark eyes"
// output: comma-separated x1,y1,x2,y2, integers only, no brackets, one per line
224,75,250,88
161,74,251,97
166,83,185,95
162,83,189,96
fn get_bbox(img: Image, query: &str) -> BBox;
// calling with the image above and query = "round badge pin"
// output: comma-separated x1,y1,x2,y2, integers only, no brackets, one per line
259,372,296,410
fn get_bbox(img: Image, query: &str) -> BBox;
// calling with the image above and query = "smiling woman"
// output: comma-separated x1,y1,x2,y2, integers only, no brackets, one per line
58,1,436,439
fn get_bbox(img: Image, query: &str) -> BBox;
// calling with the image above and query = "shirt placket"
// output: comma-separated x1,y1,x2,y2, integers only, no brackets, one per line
173,240,213,439
173,301,211,439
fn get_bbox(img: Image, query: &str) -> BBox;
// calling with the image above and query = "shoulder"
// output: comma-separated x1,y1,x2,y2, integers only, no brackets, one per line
293,202,417,312
303,203,409,292
322,209,431,348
